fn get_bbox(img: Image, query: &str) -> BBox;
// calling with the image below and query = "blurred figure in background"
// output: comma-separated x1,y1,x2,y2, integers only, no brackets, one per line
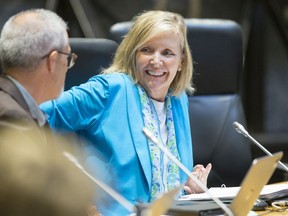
0,127,96,216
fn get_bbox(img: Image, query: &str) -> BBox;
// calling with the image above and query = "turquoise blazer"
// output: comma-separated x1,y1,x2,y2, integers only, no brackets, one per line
40,73,193,215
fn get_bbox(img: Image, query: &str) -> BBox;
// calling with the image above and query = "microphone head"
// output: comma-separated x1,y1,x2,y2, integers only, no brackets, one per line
232,121,249,137
232,121,241,129
63,152,84,170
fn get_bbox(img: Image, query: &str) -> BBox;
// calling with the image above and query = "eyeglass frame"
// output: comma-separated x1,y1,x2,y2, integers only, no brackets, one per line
41,50,78,69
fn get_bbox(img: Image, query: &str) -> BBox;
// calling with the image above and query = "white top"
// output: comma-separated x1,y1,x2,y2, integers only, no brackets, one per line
152,99,169,192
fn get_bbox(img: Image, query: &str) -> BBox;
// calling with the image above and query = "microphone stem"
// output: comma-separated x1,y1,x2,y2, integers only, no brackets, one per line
80,166,136,213
63,152,136,213
246,133,288,173
142,128,233,216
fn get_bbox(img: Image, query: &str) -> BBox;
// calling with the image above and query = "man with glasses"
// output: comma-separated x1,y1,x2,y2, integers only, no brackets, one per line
0,8,77,130
0,8,98,216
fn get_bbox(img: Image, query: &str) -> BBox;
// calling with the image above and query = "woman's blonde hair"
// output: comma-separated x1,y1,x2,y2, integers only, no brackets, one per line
103,10,194,96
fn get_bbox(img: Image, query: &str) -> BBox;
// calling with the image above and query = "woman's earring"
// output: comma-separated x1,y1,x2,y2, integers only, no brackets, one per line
177,67,182,72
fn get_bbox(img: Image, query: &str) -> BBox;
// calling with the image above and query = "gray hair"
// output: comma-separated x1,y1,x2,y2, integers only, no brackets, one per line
0,9,68,71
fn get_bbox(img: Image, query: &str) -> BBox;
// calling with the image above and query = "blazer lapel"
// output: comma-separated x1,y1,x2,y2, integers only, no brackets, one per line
171,96,193,182
123,76,152,192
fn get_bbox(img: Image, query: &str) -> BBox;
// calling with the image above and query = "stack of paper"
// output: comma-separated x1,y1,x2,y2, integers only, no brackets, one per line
180,182,288,201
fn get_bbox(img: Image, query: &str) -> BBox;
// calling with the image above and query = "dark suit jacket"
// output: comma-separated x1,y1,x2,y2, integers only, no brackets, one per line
0,75,81,156
0,75,48,145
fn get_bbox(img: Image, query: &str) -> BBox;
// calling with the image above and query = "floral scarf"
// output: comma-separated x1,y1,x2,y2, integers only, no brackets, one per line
137,85,180,200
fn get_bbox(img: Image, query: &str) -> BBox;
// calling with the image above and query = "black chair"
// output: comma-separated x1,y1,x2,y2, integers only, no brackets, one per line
66,38,118,90
110,22,133,44
185,19,252,187
110,19,253,187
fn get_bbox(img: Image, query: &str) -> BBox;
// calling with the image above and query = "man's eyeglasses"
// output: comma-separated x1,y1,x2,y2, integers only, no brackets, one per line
56,50,78,69
41,50,78,69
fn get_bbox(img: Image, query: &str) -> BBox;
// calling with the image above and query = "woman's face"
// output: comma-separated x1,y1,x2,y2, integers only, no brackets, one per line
135,30,183,102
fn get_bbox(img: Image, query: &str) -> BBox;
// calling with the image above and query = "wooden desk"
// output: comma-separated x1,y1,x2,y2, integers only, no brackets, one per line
256,181,288,215
256,208,288,215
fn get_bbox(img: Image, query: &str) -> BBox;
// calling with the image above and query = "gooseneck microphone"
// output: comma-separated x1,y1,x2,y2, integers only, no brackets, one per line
64,152,187,216
232,121,288,172
142,127,233,216
63,152,136,214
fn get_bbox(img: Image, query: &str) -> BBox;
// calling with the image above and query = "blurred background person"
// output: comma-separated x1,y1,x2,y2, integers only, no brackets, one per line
0,126,96,216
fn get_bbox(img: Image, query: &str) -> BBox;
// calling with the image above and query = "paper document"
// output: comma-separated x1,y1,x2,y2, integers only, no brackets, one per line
180,182,288,201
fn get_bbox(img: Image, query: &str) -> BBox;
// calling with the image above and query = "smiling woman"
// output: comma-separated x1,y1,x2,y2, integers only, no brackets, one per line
104,10,194,97
135,31,183,101
40,10,211,216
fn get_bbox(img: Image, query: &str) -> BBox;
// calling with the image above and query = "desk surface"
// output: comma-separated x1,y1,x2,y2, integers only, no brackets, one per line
256,208,288,215
256,182,288,215
175,182,288,215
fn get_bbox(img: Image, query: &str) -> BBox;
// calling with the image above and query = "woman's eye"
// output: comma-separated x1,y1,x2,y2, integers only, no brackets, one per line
140,47,152,53
163,50,175,56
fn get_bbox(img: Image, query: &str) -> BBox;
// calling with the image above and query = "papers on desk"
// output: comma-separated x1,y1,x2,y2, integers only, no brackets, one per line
260,183,288,201
180,182,288,201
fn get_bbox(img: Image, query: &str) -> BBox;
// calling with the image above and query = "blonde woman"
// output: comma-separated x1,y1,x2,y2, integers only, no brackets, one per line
41,10,211,216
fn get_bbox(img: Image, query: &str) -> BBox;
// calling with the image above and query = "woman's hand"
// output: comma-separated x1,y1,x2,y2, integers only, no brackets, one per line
184,163,212,194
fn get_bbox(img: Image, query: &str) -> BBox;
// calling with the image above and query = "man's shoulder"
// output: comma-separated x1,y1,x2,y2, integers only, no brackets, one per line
0,90,31,120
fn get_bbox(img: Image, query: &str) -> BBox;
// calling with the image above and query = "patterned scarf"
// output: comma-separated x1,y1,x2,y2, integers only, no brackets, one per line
137,85,180,200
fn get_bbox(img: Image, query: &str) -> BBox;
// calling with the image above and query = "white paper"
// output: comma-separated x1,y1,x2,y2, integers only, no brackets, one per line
179,182,288,201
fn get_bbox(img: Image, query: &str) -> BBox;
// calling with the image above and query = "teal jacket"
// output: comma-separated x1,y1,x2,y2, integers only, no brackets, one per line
40,73,193,215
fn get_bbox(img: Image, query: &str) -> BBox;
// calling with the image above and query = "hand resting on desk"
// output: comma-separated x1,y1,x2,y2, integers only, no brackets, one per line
184,163,212,194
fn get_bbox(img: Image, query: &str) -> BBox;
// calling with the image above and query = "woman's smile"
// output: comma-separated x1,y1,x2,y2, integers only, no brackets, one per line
145,69,166,77
136,30,182,101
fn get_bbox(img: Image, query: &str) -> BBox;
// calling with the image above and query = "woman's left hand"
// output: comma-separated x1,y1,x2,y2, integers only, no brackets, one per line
183,163,212,194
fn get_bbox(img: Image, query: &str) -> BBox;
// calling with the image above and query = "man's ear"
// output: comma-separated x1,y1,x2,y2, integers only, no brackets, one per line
46,50,58,72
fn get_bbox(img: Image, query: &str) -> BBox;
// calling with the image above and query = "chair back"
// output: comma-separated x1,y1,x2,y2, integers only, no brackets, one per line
186,19,252,187
66,38,118,90
110,22,133,44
